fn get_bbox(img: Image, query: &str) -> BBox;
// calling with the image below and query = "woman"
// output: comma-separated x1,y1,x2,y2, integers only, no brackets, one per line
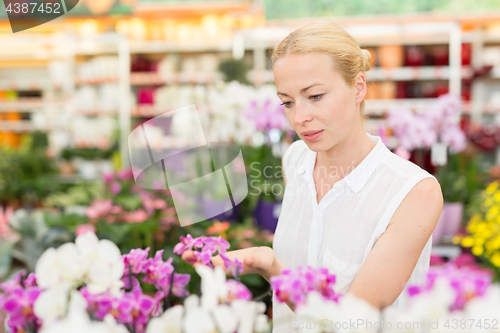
184,20,443,332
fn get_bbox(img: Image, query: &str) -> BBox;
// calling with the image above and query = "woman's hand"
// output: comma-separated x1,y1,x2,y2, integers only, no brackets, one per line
181,246,285,283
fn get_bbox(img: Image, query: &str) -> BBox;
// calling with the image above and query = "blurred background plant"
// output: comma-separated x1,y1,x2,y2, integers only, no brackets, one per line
0,133,60,207
437,153,488,205
454,180,500,281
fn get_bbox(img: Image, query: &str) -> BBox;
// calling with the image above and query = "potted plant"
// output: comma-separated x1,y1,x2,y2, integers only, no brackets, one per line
243,143,284,233
436,153,487,244
71,147,114,180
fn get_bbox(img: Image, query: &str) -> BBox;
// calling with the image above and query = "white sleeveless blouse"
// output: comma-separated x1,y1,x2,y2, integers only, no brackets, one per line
271,133,437,332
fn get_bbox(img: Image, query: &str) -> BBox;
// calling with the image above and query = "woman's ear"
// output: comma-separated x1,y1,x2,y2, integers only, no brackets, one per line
355,72,367,104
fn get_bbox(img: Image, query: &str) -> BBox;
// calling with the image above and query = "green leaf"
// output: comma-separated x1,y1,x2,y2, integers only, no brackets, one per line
0,238,18,279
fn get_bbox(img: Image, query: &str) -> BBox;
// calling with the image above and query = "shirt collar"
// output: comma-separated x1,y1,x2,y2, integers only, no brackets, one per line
297,133,389,194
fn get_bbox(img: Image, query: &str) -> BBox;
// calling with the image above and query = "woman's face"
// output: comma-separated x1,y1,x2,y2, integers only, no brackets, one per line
273,52,366,152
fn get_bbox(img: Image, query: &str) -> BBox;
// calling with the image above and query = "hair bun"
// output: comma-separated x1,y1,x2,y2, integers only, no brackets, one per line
361,49,372,72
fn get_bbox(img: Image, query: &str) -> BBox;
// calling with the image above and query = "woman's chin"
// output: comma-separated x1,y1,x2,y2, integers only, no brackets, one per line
303,141,329,153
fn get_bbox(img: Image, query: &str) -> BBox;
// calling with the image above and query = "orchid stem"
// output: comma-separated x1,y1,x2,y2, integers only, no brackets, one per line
163,261,176,312
252,287,272,302
128,263,133,292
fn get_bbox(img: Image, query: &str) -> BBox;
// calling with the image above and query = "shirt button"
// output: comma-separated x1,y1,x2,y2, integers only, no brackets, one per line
334,183,343,191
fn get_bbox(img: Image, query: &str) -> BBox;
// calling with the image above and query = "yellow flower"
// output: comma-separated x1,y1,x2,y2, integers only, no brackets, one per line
491,252,500,267
486,205,500,220
473,213,482,221
487,236,500,251
460,236,475,248
486,182,499,194
494,192,500,202
452,235,462,244
472,245,484,256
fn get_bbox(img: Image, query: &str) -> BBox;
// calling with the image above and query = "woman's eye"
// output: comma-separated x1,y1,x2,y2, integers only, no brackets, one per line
310,94,323,101
280,101,292,108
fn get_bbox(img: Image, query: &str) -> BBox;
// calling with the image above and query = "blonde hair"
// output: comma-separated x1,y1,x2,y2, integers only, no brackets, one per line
271,19,371,116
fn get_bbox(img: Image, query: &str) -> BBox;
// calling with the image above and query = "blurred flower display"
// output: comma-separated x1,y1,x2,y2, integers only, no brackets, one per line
42,168,181,255
465,122,500,152
453,181,500,279
387,93,467,153
384,260,500,328
0,233,269,333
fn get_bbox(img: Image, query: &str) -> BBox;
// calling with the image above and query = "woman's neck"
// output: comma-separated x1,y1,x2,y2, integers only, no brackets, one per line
315,129,376,181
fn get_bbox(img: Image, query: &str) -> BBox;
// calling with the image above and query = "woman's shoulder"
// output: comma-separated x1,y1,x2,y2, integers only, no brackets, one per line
382,149,437,183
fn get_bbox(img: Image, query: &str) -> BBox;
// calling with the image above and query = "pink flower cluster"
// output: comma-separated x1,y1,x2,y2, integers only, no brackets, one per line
88,168,177,229
407,261,493,311
0,271,41,333
245,98,288,131
122,248,190,300
0,206,14,239
85,195,171,225
226,279,252,302
174,234,244,277
81,281,157,333
270,266,341,310
387,93,466,152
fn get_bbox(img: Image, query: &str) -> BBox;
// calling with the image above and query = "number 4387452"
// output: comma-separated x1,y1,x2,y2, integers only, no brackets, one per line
5,2,61,14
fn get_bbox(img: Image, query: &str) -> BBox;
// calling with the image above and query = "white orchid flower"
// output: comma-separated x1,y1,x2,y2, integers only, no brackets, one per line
294,291,338,333
335,293,380,333
146,305,184,333
404,279,455,323
195,265,228,309
464,284,500,333
183,307,217,333
294,291,381,333
102,314,132,333
212,304,239,333
35,242,83,290
36,232,124,297
39,290,128,333
33,285,70,327
75,232,125,295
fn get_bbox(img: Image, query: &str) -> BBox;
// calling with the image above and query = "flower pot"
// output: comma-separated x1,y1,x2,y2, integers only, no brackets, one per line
378,45,404,68
75,158,99,180
430,45,449,66
432,207,447,245
379,82,397,99
365,82,379,100
441,202,464,238
99,160,114,175
254,199,281,233
404,45,426,66
432,202,464,245
59,160,75,175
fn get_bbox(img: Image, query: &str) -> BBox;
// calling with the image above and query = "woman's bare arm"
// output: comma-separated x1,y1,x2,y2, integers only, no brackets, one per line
182,246,287,283
346,177,443,310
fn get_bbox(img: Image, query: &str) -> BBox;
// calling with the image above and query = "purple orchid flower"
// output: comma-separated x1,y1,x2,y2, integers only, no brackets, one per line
220,253,244,277
226,279,252,302
122,248,150,275
407,261,493,311
270,266,340,310
0,285,41,332
173,234,204,255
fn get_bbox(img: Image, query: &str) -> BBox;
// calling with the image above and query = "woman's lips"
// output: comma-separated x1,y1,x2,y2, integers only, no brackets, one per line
301,130,324,142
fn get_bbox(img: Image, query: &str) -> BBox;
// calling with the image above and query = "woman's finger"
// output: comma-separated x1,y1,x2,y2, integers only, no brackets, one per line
181,250,197,264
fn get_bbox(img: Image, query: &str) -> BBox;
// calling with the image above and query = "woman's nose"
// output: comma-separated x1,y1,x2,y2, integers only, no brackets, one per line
294,101,313,126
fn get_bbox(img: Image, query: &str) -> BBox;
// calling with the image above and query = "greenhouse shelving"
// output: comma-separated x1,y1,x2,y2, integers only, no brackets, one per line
2,11,500,168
